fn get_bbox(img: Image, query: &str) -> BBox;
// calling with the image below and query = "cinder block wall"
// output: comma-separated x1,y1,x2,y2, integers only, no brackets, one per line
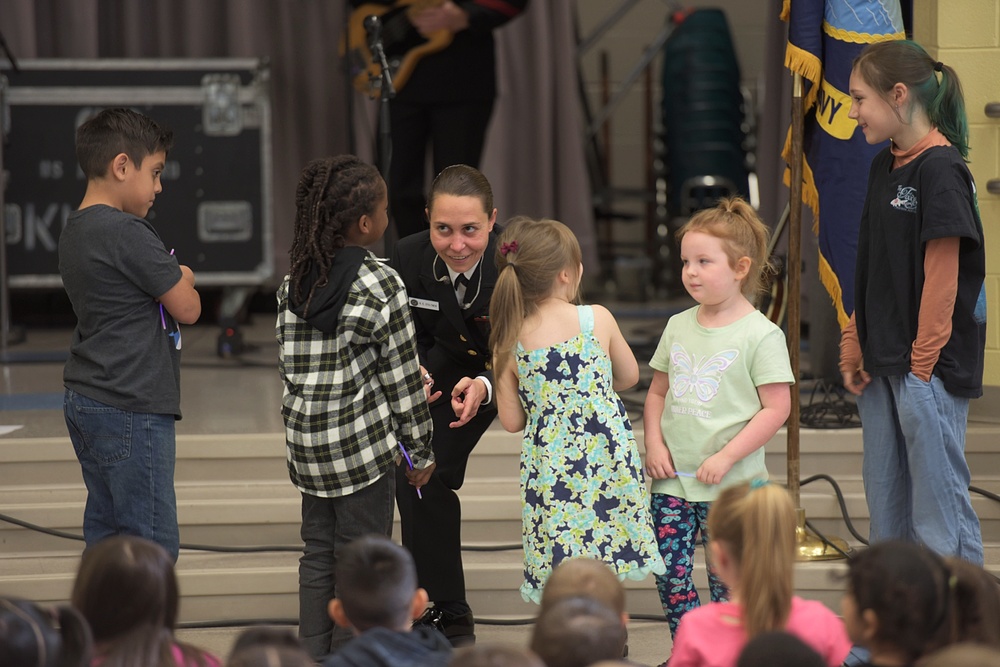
915,2,1000,389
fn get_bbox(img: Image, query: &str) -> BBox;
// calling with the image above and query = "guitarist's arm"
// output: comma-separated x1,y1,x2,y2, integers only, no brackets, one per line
461,0,529,31
411,0,529,37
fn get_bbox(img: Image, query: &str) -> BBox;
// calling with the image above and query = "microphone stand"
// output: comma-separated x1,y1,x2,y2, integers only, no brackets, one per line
369,31,397,253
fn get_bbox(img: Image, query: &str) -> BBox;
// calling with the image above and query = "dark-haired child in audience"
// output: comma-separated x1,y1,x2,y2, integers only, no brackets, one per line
0,597,92,667
449,644,545,667
227,627,312,667
71,535,221,667
277,155,436,658
530,596,627,667
842,541,957,666
942,557,1000,648
321,535,452,667
736,631,826,667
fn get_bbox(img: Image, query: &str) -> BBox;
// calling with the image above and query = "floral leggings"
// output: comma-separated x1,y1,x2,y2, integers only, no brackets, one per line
651,493,729,637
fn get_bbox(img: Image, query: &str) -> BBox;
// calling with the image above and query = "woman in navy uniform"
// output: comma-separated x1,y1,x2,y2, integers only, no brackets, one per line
389,165,500,645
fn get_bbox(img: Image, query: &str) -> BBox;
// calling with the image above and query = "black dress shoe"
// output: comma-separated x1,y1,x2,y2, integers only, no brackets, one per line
413,606,476,647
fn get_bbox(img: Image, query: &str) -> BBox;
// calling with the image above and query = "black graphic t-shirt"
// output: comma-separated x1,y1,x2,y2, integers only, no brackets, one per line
855,145,985,398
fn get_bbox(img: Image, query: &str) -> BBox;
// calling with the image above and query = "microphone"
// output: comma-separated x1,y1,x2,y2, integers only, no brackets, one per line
364,15,382,50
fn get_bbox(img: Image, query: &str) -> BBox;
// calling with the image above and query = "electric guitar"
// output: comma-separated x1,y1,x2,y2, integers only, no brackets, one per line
344,0,454,97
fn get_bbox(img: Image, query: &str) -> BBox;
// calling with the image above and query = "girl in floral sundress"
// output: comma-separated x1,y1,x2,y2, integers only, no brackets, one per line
489,216,665,604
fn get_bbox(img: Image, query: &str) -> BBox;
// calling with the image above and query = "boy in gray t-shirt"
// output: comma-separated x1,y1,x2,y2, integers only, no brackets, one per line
58,108,201,561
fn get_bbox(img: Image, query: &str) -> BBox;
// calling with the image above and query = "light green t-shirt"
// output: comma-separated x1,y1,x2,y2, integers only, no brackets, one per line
648,306,794,502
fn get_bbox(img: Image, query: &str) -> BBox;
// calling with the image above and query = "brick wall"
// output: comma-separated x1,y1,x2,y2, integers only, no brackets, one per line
915,1,1000,385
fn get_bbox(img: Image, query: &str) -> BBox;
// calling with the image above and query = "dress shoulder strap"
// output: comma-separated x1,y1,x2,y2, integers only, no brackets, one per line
577,305,595,334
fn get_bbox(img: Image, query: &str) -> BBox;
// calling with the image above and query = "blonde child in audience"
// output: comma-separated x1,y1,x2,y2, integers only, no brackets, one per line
71,535,221,667
667,483,851,667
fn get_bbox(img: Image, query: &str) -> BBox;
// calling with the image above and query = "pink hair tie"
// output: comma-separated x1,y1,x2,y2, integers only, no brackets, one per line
500,241,519,256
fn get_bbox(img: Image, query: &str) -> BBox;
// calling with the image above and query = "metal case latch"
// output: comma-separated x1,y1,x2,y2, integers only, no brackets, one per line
201,73,243,136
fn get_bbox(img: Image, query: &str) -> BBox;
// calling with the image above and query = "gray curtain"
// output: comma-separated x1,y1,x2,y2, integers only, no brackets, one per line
0,1,596,283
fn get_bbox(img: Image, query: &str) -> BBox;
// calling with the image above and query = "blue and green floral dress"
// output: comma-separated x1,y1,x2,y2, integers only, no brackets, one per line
516,305,666,603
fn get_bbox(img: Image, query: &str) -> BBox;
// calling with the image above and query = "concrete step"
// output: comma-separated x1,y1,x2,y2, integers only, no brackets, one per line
6,425,1000,487
4,475,1000,551
9,544,1000,625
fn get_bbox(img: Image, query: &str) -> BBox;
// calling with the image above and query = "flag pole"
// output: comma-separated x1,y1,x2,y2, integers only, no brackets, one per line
789,71,850,560
788,72,804,510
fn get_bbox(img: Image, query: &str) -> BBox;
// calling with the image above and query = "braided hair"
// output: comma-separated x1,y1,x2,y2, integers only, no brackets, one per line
288,155,384,315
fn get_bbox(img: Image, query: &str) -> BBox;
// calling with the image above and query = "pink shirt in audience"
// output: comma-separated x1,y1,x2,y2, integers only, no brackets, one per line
92,643,222,667
668,596,852,667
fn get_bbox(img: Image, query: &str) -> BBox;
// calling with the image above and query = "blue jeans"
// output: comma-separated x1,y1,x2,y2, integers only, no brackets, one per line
298,471,396,660
63,388,179,561
857,374,983,564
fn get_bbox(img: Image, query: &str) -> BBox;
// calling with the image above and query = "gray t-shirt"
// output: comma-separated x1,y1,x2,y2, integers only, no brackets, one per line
59,204,184,417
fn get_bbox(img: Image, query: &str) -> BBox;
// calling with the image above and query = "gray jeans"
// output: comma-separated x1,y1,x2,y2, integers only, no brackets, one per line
298,471,396,659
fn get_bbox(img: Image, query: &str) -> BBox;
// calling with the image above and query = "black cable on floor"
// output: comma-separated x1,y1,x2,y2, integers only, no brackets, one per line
799,474,870,545
0,512,520,554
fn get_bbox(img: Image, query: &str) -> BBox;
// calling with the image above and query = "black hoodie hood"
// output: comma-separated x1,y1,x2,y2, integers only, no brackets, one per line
290,246,369,333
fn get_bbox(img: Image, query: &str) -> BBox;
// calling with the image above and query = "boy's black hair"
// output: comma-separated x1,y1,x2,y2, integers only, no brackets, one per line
75,107,174,179
736,631,825,667
529,596,626,667
335,535,418,632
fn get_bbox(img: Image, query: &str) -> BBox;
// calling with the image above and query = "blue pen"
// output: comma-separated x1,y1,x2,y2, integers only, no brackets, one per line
398,443,423,499
674,471,696,478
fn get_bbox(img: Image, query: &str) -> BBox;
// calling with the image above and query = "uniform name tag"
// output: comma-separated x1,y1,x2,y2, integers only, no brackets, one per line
409,297,439,311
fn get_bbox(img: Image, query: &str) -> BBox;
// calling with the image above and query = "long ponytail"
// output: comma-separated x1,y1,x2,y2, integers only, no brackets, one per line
489,217,583,377
707,482,796,637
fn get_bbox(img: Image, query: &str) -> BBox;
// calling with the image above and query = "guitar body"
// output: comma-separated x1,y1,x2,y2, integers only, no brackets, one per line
345,0,455,96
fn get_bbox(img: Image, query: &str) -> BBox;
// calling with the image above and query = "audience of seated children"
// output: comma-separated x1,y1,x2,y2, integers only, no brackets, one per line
0,597,92,667
529,596,627,667
449,644,545,667
227,627,313,667
736,631,826,667
667,482,851,667
70,535,222,667
321,534,452,667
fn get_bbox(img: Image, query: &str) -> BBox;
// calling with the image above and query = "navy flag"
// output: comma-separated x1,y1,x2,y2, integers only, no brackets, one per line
781,0,904,327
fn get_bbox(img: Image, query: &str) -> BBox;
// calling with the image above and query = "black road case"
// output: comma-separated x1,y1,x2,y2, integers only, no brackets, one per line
1,58,273,288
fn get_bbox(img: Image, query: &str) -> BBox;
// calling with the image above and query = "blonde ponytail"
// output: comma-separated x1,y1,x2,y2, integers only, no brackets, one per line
707,482,796,637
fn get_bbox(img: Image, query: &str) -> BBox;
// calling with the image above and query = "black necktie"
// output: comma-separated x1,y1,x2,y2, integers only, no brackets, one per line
453,273,469,291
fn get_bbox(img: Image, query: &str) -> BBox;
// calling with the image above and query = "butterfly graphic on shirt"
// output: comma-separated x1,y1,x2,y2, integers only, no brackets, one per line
670,343,739,402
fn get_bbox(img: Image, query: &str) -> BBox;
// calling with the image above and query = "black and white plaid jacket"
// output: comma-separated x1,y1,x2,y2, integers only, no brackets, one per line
277,255,433,497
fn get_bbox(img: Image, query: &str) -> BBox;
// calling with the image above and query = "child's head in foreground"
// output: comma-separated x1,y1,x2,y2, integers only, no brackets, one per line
539,558,626,621
328,534,428,634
